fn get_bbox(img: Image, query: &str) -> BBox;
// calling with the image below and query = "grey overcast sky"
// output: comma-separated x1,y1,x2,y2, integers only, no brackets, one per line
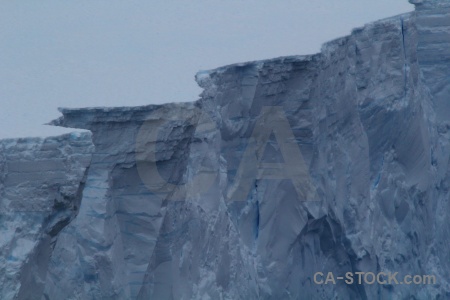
0,0,413,138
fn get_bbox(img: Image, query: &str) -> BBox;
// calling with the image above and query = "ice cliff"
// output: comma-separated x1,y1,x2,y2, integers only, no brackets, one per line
1,0,450,299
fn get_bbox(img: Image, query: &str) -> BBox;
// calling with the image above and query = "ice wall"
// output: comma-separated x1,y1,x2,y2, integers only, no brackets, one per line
1,1,450,299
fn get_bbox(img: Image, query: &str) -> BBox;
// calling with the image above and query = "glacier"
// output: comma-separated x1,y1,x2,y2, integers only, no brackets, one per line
1,0,450,299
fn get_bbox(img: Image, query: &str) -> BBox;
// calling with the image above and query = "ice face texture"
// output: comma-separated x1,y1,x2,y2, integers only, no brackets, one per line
2,1,450,299
0,133,93,299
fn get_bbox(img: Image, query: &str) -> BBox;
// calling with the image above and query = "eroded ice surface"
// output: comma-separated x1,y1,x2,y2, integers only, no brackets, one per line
1,0,450,299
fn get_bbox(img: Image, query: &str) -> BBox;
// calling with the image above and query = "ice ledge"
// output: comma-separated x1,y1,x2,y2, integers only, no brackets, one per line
49,102,199,130
46,11,414,129
195,55,315,88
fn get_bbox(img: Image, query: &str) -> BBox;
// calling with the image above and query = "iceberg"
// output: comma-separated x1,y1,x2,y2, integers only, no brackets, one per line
1,0,450,298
